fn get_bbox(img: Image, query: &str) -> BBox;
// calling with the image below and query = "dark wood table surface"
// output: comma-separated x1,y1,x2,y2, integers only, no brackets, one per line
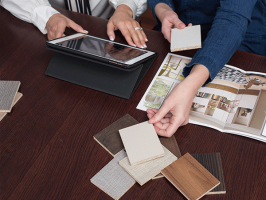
1,7,266,200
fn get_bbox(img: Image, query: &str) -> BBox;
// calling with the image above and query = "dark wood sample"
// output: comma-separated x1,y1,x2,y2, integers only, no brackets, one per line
161,153,220,200
1,6,266,200
94,114,138,156
192,153,226,194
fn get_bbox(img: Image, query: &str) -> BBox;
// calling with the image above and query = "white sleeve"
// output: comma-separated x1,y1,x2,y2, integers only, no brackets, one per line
0,0,59,34
109,0,147,19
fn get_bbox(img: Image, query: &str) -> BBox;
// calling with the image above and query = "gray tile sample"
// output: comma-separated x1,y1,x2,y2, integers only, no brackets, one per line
91,151,135,200
0,81,20,112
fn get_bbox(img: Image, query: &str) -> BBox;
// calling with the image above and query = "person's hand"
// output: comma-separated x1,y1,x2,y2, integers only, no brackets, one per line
147,64,210,137
105,42,144,61
155,3,192,42
46,13,88,40
107,4,148,48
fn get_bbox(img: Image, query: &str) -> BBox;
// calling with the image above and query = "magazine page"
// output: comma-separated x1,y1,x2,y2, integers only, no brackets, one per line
137,53,266,143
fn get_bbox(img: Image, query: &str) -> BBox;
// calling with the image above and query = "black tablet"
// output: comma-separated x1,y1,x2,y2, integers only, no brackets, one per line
46,33,157,70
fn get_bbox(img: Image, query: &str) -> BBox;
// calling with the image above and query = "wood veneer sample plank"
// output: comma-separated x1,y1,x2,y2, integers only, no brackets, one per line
93,114,138,156
161,153,220,200
192,153,226,194
171,25,201,52
119,121,165,166
90,151,135,200
119,145,177,185
0,81,20,112
0,92,23,121
152,135,182,179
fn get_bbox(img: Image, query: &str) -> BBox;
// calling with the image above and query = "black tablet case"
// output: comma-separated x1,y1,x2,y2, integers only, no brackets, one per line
45,52,157,99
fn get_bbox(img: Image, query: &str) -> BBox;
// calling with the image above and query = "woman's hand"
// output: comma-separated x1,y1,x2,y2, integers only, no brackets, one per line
147,64,210,137
107,4,148,48
155,3,192,42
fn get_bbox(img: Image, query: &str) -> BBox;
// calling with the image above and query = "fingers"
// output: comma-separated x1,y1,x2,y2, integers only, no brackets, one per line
148,103,171,124
107,20,116,41
67,18,88,34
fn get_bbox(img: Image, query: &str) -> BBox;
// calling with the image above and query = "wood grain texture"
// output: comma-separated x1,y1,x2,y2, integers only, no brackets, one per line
0,81,20,112
119,121,165,166
191,153,226,194
152,135,182,179
1,6,266,200
0,92,22,121
91,151,135,200
119,146,177,185
161,153,220,200
93,114,138,156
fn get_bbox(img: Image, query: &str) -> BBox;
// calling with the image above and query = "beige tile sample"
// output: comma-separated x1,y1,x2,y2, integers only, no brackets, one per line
119,121,165,166
90,151,135,200
119,146,177,185
0,92,23,121
171,25,201,52
0,81,20,112
161,153,220,200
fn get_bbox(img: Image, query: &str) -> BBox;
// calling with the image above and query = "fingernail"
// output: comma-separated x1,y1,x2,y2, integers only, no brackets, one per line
150,117,155,122
133,44,136,47
109,36,114,41
145,38,148,42
143,44,147,48
84,30,88,34
141,45,144,48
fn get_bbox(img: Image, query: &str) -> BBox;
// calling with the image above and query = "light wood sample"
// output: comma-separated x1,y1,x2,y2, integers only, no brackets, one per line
119,121,165,166
94,114,138,156
0,92,23,121
152,135,182,179
171,25,201,52
192,153,226,194
90,151,135,200
0,81,20,112
119,145,177,186
161,153,220,200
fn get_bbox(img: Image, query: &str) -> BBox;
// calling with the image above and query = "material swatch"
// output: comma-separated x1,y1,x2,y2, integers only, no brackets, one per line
0,81,20,112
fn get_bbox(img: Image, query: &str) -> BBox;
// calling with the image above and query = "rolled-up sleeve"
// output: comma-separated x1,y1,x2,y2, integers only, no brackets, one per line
109,0,147,19
0,0,59,34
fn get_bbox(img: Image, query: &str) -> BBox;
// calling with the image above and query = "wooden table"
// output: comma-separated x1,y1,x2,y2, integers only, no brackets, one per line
1,7,266,200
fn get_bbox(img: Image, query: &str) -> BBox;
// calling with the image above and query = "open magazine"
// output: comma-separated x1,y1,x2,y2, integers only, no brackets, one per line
137,53,266,143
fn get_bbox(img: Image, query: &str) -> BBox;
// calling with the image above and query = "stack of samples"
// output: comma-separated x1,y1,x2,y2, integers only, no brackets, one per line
0,81,22,121
91,114,226,200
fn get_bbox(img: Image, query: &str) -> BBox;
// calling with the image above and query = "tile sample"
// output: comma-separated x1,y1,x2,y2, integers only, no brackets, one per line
192,153,226,194
152,135,182,179
94,114,138,156
119,145,177,185
119,121,165,166
161,153,220,200
171,25,201,52
0,81,20,112
90,151,135,200
0,92,23,121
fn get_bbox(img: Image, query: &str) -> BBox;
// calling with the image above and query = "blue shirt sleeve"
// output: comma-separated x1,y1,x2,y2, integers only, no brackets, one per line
182,0,258,84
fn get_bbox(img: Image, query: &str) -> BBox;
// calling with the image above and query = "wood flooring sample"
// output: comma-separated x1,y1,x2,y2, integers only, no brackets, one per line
119,145,177,185
171,25,201,52
0,92,23,121
94,114,138,156
119,121,165,166
153,135,182,179
161,153,220,200
0,81,20,112
192,153,226,194
90,151,135,200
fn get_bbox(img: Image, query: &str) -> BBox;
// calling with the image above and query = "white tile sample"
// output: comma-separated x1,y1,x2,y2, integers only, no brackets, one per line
119,121,165,166
90,151,135,200
0,81,20,112
119,146,177,185
171,25,201,52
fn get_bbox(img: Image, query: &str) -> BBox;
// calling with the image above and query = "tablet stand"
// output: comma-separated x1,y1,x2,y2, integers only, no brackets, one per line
45,53,157,99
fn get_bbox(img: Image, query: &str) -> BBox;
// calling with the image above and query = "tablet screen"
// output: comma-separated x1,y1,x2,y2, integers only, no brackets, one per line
56,35,148,64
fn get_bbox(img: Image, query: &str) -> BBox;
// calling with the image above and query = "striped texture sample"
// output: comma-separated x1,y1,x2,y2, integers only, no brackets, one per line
90,151,135,200
192,153,226,194
94,114,138,156
119,145,177,185
0,92,23,121
161,153,220,200
0,81,20,112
